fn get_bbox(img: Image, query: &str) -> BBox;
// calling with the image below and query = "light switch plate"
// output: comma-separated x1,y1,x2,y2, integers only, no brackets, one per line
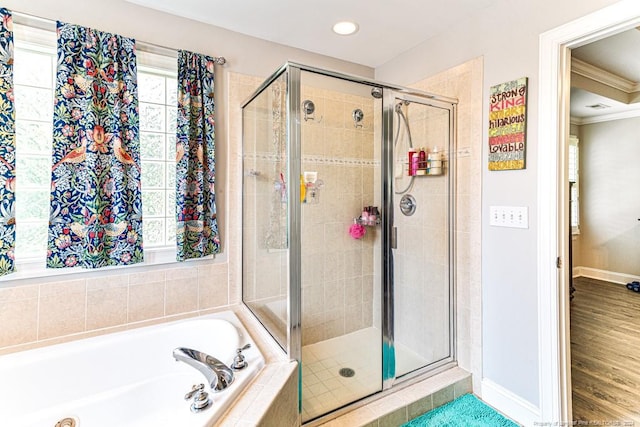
490,206,529,229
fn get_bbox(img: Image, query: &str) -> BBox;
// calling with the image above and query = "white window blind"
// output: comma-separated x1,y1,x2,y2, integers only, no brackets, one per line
569,136,579,233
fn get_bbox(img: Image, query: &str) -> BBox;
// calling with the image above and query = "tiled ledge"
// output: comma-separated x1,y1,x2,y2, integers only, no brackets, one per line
315,367,472,427
219,305,299,426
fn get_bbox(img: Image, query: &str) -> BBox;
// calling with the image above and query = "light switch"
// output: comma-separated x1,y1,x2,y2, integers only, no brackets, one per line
489,206,528,229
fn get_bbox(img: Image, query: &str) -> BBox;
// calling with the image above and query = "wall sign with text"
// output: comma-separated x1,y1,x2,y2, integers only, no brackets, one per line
488,77,527,171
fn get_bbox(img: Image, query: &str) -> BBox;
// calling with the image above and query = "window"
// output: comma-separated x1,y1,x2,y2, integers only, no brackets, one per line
11,23,178,272
138,66,177,248
13,25,56,262
568,135,579,234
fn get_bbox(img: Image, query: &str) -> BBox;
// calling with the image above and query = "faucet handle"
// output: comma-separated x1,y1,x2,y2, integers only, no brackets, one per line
184,383,205,400
184,384,212,413
231,343,251,370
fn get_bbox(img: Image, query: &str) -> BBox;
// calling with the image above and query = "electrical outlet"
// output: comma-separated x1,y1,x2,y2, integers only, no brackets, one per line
489,206,529,229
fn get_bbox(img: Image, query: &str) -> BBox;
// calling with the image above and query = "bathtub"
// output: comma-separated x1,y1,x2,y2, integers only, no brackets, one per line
0,311,265,427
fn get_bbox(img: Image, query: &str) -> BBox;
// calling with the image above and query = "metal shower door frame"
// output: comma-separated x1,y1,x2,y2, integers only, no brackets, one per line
241,61,458,418
382,90,458,390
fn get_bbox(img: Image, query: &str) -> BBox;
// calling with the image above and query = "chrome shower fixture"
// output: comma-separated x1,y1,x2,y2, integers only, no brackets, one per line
395,100,410,112
352,108,364,128
371,87,383,99
302,100,316,121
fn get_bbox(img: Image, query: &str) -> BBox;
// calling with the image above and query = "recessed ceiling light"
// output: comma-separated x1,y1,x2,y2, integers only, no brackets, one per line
332,21,359,36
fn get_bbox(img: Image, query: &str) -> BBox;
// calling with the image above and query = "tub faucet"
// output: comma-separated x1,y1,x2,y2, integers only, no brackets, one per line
173,347,234,392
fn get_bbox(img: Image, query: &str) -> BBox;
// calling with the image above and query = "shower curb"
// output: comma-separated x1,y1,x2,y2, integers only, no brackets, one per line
310,366,472,427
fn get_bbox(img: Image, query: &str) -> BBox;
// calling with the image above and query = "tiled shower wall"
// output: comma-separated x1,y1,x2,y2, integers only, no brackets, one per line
233,71,378,347
410,57,484,394
300,85,376,346
371,57,482,390
391,104,452,362
241,79,288,305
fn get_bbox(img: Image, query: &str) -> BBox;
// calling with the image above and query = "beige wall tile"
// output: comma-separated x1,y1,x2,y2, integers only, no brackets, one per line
0,285,38,348
165,279,198,316
129,270,165,286
86,281,128,330
0,284,38,301
198,263,229,309
128,281,164,323
38,280,86,340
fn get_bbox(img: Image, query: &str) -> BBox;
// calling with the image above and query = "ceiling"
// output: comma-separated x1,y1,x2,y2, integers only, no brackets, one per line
571,28,640,121
125,0,499,68
125,0,640,122
572,29,640,82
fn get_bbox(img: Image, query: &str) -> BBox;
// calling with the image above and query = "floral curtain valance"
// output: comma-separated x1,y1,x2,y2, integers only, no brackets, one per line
175,50,220,261
48,22,143,269
0,8,14,277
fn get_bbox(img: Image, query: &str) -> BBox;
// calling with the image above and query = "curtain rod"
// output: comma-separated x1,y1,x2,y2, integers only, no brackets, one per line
11,10,227,65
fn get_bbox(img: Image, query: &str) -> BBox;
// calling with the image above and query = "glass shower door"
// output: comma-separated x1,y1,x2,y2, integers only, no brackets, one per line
242,72,289,350
299,70,383,422
390,94,454,378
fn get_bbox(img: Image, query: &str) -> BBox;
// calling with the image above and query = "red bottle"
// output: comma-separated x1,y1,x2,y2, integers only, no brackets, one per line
417,148,427,175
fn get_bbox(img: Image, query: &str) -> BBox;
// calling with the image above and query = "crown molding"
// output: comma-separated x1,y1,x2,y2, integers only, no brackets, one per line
571,107,640,125
571,58,640,93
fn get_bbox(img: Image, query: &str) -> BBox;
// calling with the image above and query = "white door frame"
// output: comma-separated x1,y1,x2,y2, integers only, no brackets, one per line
538,0,640,422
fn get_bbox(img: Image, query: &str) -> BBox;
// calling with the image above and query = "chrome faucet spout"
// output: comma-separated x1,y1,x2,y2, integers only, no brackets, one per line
173,347,234,392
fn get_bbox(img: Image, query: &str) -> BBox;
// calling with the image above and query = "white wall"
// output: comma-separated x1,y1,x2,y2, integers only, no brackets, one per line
578,117,640,276
376,0,620,412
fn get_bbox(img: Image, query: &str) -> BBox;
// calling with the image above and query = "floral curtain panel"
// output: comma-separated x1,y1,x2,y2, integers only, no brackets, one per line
175,50,220,261
0,8,14,276
48,22,143,269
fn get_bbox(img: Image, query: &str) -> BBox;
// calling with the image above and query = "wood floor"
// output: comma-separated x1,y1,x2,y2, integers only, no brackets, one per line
571,277,640,424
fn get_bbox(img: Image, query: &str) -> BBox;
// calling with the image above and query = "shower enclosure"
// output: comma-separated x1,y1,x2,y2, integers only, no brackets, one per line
242,63,457,423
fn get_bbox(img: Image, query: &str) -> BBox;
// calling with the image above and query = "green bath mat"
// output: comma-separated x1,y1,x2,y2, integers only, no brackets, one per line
402,394,520,427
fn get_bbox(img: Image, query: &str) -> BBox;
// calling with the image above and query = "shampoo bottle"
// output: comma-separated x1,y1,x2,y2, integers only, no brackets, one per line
408,149,417,176
417,148,427,175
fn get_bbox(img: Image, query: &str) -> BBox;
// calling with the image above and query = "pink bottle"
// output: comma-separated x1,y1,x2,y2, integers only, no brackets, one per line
408,149,417,176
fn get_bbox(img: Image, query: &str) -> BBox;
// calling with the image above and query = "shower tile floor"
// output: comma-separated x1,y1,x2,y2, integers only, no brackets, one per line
301,327,428,422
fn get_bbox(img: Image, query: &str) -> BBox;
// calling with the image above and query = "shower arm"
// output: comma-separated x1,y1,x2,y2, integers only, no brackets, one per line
394,104,415,195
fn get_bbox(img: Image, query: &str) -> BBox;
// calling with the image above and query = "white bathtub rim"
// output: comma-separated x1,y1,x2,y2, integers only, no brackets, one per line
0,309,266,427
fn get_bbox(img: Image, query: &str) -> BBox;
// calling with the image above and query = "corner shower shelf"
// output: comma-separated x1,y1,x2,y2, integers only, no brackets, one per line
355,216,381,227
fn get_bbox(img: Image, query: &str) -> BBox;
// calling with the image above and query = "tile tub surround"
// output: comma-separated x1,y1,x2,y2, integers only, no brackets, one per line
0,261,231,353
219,305,299,426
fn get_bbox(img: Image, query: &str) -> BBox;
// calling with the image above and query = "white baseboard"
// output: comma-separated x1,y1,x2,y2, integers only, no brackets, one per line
481,379,540,427
573,266,640,285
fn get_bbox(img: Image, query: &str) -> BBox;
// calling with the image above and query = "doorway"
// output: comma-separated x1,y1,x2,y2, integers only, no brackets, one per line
538,2,640,424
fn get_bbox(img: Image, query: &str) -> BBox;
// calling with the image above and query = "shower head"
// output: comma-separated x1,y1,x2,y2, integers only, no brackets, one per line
302,100,315,115
395,100,410,112
371,87,383,99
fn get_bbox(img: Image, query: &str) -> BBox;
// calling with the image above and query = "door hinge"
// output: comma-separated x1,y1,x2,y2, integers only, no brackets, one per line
556,257,562,269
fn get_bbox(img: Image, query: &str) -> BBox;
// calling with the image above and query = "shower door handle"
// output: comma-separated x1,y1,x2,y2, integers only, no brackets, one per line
391,227,397,249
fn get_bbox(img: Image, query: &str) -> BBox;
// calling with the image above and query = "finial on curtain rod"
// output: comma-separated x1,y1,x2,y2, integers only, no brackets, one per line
214,57,226,66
